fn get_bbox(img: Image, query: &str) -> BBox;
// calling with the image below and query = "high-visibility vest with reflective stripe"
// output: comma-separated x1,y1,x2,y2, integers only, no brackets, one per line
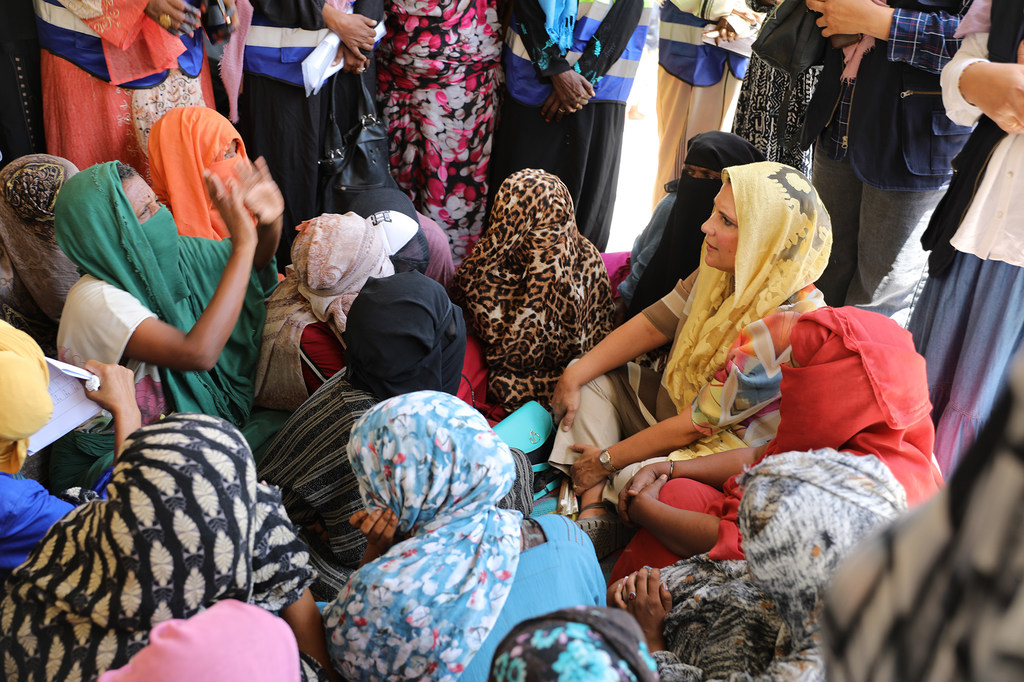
33,0,203,88
243,11,331,87
657,2,747,86
503,0,652,106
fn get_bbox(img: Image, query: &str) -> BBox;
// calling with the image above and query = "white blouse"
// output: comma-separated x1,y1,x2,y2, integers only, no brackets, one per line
941,31,1024,268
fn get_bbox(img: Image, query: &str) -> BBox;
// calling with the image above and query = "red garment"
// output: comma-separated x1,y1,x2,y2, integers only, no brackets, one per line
458,335,506,425
80,0,185,86
612,306,943,575
299,322,347,395
611,478,726,582
42,54,215,179
760,306,942,504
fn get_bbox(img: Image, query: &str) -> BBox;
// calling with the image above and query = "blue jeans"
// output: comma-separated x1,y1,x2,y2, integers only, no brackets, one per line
811,147,944,326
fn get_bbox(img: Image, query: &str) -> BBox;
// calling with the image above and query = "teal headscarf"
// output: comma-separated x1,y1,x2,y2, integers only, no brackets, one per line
53,162,275,427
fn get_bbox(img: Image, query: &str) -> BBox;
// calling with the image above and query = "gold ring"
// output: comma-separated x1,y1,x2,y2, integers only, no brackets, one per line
158,13,173,29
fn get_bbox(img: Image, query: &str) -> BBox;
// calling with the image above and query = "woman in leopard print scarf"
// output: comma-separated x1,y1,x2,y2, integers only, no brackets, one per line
452,169,614,411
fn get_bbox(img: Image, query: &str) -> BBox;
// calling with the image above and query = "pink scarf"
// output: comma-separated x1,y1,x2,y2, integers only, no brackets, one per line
839,0,890,82
219,0,349,121
219,0,253,122
956,0,990,38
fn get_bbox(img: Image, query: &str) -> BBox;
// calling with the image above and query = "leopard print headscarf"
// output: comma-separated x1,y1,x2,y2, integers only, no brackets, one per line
453,169,614,410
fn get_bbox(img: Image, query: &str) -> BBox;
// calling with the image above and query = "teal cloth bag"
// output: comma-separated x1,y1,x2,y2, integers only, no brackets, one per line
493,401,559,503
492,401,554,464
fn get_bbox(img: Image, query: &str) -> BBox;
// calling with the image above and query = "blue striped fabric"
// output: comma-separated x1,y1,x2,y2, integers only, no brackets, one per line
657,2,747,86
243,11,330,87
504,0,651,105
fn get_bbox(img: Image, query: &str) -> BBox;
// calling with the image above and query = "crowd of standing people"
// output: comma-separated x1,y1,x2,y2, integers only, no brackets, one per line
1,0,1023,678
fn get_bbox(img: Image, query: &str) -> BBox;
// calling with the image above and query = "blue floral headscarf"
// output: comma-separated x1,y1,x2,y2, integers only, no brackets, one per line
489,606,659,682
323,391,524,681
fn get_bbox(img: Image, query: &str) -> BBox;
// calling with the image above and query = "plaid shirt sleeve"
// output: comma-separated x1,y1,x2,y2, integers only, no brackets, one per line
886,8,964,74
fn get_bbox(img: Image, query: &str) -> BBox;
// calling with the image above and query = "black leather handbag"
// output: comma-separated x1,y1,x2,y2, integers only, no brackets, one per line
751,0,827,76
319,73,392,191
335,75,392,192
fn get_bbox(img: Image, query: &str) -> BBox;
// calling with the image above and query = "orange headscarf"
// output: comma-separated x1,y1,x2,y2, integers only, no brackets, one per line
149,107,249,240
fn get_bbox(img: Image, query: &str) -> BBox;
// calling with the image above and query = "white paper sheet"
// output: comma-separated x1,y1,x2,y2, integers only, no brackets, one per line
26,359,103,456
301,22,388,97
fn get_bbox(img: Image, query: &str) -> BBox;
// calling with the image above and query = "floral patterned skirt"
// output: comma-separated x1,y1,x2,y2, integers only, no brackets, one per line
378,60,501,265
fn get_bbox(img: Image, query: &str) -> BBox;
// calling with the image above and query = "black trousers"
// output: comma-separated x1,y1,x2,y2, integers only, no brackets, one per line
488,91,625,252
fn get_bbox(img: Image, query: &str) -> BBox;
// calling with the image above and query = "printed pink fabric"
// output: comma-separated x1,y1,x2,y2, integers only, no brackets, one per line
376,0,503,264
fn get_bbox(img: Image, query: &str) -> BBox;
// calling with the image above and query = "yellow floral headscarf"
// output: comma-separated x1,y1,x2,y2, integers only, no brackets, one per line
0,320,52,473
662,162,833,413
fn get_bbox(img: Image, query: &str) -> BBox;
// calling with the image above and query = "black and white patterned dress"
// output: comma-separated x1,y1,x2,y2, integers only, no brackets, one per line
731,53,820,176
0,414,324,681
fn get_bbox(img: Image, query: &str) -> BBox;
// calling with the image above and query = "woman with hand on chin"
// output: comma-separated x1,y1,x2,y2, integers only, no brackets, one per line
548,162,832,556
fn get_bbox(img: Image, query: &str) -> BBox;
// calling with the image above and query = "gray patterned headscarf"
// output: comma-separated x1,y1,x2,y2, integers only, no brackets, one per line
739,449,908,650
0,154,80,351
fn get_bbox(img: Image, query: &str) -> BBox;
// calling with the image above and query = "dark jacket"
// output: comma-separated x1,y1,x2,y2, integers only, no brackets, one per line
921,0,1024,274
801,0,972,191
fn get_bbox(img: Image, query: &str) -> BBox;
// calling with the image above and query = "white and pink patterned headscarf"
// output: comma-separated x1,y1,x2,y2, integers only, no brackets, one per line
293,212,395,339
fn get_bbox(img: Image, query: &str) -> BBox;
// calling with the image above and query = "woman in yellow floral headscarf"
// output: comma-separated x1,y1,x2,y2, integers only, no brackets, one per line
548,162,832,549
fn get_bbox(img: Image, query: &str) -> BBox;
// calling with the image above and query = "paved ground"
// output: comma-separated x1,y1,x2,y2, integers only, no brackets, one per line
606,48,660,254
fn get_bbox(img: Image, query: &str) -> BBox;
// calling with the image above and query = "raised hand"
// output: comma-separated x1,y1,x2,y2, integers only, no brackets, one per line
237,157,284,227
204,169,256,250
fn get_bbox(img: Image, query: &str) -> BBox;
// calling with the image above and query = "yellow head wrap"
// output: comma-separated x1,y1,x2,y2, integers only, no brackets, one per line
0,320,53,473
662,161,833,413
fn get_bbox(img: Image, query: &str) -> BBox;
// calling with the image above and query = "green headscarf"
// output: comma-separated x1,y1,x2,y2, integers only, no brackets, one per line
53,162,275,426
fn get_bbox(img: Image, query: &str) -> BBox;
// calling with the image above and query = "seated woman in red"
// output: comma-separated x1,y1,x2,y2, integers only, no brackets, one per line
611,306,944,581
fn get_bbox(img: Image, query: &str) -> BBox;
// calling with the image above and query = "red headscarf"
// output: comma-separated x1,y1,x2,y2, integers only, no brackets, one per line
761,306,943,505
708,307,942,559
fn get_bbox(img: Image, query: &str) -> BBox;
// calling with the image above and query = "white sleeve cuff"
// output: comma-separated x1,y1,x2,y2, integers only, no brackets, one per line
941,32,989,127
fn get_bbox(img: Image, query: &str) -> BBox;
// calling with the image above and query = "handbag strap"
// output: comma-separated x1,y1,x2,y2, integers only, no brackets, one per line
321,75,343,163
355,71,378,124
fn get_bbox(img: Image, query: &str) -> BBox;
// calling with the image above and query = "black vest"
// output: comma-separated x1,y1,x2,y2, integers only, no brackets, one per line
801,0,972,191
921,0,1024,275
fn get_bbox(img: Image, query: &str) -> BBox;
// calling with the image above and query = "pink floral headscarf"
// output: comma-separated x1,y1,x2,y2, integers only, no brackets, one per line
293,213,395,338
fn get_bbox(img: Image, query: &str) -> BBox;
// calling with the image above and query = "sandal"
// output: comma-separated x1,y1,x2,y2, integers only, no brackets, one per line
575,503,634,559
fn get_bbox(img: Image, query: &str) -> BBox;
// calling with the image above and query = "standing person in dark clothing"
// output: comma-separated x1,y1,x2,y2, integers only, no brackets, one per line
802,0,971,327
238,0,383,271
488,0,651,251
0,0,45,169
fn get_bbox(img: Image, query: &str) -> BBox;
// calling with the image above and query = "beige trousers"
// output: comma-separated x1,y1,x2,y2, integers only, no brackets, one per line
550,371,668,505
652,65,743,209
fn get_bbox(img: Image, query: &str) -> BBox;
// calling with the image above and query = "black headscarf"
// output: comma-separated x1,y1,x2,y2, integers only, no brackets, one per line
628,132,765,317
343,271,466,398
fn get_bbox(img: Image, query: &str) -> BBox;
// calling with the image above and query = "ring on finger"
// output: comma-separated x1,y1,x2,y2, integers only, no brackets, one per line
158,13,173,29
627,592,637,601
